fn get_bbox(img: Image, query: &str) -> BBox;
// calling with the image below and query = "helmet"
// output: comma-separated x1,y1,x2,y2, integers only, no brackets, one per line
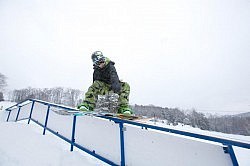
91,51,105,65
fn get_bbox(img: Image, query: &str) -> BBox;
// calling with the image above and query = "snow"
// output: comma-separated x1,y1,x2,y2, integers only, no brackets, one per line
0,101,15,122
0,122,107,166
0,101,107,166
0,101,250,165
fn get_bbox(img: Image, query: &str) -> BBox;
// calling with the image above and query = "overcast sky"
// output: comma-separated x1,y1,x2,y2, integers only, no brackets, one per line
0,0,250,114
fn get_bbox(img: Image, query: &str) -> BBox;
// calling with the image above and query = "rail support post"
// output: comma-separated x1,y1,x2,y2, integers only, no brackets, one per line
28,100,35,124
119,122,126,166
43,105,51,135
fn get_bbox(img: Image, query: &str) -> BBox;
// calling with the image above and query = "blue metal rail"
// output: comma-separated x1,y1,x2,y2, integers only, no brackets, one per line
5,99,250,166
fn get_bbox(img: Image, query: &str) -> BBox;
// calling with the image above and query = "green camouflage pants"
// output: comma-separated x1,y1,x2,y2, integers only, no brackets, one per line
83,81,130,110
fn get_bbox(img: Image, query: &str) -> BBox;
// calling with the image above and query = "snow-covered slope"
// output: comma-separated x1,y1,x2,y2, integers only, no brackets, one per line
0,102,107,166
0,122,107,166
0,101,15,122
1,101,250,165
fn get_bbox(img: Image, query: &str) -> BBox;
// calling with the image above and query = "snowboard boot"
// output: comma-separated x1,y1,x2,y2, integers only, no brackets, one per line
118,106,133,115
77,103,93,112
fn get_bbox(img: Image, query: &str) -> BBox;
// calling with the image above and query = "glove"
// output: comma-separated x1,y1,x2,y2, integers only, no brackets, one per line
108,92,119,102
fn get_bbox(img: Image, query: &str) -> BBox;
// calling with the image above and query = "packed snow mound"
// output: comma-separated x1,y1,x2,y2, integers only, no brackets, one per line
0,101,108,166
0,101,16,110
0,101,16,122
0,121,108,166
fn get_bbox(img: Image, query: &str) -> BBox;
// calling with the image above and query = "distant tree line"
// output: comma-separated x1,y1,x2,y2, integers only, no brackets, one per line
132,105,210,130
132,105,250,136
6,86,250,136
208,115,250,136
9,87,84,107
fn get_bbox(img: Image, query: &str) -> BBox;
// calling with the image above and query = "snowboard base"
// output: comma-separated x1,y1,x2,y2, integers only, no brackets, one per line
51,109,140,121
95,112,140,120
116,113,139,120
51,109,81,115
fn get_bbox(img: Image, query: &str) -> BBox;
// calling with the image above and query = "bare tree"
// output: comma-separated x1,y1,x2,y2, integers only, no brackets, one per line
63,88,81,107
10,87,84,107
0,73,7,90
187,109,210,130
208,115,250,136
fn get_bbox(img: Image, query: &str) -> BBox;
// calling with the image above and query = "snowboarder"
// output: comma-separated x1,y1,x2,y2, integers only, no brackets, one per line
77,51,133,115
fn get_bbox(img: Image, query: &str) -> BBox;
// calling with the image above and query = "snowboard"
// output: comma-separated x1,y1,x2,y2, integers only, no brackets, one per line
51,109,140,120
51,93,139,120
95,112,140,120
51,108,82,116
115,113,139,120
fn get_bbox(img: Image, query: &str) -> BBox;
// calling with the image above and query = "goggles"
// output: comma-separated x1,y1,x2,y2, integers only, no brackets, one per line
94,60,104,66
